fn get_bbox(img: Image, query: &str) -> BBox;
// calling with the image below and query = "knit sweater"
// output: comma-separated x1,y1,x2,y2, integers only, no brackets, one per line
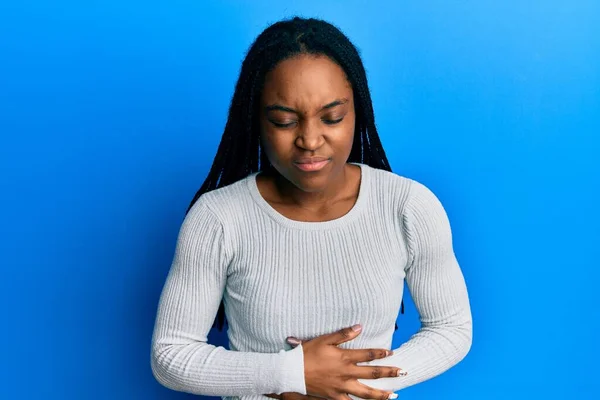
150,162,472,399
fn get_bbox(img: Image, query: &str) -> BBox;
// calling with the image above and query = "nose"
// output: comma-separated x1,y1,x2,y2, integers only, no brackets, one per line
295,119,324,151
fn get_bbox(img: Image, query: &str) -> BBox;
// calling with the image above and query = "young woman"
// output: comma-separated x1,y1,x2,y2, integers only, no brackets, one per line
151,16,472,400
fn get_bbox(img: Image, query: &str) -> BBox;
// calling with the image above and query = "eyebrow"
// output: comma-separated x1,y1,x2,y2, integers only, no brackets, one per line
264,98,349,114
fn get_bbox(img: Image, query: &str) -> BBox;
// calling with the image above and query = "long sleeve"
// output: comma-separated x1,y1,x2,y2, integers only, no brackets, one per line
359,178,473,392
150,198,306,396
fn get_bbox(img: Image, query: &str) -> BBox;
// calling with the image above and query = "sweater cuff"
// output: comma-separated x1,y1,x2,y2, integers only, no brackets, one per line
271,344,306,395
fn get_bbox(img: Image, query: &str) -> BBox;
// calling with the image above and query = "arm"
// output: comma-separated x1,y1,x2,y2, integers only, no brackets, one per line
150,198,306,396
359,178,473,392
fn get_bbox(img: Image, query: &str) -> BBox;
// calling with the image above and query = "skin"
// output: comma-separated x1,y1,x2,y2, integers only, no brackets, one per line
257,53,361,222
258,54,404,400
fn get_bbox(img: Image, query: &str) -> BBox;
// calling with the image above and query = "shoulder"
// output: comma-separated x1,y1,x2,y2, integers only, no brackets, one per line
398,176,454,251
363,164,412,210
186,174,255,227
190,175,250,223
364,164,450,227
180,176,255,255
363,163,412,190
403,178,449,222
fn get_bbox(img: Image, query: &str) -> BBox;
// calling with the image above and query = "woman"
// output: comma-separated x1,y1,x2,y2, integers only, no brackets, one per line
150,16,472,400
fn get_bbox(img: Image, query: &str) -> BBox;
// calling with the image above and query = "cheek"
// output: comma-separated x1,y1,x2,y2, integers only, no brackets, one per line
335,114,356,148
259,129,288,164
346,111,356,132
259,119,276,147
261,130,284,149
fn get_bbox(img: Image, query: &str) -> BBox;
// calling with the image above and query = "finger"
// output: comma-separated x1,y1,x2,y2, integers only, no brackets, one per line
348,364,406,380
347,382,398,400
343,348,393,364
325,324,362,346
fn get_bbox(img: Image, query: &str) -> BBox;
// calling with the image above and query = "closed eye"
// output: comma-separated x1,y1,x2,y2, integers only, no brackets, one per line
268,117,344,128
270,120,296,128
323,117,344,125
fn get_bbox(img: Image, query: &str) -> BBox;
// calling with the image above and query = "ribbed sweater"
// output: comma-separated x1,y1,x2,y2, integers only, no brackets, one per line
150,162,472,399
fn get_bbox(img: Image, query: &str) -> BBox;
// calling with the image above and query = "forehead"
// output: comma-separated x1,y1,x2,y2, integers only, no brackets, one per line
261,54,352,107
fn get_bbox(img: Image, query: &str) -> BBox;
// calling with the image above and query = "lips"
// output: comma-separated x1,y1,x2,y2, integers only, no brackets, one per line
294,157,330,164
293,158,331,172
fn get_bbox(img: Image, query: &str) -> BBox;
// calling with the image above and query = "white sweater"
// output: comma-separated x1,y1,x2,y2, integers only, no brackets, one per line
150,162,473,399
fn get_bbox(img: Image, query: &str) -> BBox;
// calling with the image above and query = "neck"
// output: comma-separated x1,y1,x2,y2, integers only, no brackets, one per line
270,163,351,209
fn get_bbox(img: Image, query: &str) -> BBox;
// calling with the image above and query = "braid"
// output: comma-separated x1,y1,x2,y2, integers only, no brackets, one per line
185,16,402,331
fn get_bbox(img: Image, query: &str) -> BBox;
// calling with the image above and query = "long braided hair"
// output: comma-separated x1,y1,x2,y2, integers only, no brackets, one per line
186,16,404,331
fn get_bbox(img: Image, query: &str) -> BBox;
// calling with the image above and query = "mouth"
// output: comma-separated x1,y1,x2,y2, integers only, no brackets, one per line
293,159,331,172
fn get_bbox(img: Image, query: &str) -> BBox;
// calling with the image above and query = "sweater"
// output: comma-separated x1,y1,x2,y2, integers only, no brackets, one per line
150,162,473,399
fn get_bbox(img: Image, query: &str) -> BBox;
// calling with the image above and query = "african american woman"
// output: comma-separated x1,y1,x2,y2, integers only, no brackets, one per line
151,16,473,400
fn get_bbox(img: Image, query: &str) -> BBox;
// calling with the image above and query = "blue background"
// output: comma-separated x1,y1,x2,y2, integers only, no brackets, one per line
1,1,598,398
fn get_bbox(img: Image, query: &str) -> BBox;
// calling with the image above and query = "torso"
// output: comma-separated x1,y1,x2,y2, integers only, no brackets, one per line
219,163,409,358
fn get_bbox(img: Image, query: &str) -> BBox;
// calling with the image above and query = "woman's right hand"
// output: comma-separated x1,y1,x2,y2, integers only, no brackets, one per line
300,324,406,400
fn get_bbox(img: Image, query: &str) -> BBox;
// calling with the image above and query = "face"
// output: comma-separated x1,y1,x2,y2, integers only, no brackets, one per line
259,53,356,193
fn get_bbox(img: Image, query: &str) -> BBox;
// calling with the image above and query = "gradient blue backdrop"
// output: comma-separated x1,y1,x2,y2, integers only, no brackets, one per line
1,1,598,399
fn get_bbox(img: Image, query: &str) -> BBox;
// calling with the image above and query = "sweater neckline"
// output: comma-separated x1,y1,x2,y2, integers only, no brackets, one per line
246,162,370,230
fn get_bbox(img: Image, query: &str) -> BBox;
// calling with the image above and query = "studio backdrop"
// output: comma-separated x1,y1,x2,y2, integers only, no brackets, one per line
1,1,598,399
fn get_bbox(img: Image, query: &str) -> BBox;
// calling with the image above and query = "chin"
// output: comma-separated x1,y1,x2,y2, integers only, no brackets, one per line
272,159,340,187
289,170,334,192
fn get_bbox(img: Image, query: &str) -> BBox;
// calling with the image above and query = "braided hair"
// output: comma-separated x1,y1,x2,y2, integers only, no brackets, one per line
185,16,404,331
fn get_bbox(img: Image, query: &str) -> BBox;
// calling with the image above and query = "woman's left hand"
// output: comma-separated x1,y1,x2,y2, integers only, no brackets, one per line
265,338,326,400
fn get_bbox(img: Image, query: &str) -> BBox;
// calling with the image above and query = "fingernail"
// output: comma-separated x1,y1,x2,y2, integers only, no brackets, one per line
388,393,398,399
386,350,393,356
287,337,301,345
351,324,362,332
397,369,407,377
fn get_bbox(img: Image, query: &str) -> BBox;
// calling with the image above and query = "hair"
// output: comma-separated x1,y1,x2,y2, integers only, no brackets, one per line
186,16,404,331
